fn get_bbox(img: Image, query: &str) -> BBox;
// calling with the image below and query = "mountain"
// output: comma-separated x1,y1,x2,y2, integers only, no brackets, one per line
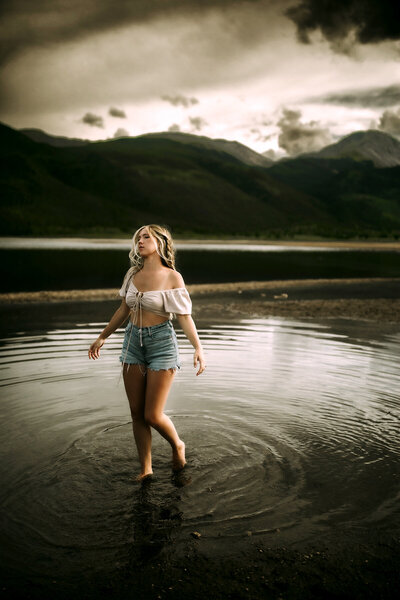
308,130,400,168
20,127,272,167
139,132,273,167
19,126,400,169
1,121,400,237
20,128,91,148
1,121,329,236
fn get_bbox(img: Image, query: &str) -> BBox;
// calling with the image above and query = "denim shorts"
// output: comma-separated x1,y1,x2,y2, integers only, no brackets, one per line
119,319,181,373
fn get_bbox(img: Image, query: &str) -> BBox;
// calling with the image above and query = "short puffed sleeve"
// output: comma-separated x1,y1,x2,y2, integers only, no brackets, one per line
119,271,131,297
162,288,192,315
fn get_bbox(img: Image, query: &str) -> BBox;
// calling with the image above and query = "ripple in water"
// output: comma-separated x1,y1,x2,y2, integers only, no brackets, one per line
0,316,399,584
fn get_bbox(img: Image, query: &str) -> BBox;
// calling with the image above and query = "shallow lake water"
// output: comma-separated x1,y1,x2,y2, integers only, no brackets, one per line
1,237,399,292
0,304,399,594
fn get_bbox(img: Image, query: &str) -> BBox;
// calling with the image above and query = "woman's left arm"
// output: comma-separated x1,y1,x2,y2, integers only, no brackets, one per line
176,314,206,376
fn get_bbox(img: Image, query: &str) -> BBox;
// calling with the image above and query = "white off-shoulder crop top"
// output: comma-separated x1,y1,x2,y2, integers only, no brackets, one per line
119,273,192,327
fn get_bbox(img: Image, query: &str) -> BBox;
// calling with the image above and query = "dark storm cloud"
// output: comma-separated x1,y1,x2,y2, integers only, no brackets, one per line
286,0,400,48
3,0,397,71
109,107,127,118
277,108,332,155
161,94,199,108
378,108,400,136
189,116,207,131
0,0,273,66
312,85,400,108
82,112,104,128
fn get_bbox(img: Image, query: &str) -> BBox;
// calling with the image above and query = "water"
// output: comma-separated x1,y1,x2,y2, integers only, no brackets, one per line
0,304,399,593
1,239,399,292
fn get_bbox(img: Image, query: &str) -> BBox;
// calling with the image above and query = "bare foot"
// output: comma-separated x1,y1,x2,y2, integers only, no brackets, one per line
135,470,153,482
172,441,186,471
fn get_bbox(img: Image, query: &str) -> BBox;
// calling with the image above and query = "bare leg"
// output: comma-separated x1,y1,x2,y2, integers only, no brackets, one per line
145,368,186,470
123,364,153,480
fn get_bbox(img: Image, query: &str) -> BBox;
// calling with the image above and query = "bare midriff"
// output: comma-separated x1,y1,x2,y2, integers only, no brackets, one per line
129,308,169,328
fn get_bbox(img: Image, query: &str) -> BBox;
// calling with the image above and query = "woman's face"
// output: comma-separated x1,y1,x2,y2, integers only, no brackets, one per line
136,227,158,257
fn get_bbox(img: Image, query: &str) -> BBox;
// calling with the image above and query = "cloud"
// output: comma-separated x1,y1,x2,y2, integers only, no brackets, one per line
109,107,127,118
162,94,199,108
82,112,104,128
0,0,285,67
0,1,291,119
168,123,181,132
378,107,400,136
286,0,400,50
277,107,332,155
310,84,400,108
250,127,274,142
189,116,207,131
3,0,398,150
113,127,129,138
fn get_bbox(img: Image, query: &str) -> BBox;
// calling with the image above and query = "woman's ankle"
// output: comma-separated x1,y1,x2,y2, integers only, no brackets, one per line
136,470,153,481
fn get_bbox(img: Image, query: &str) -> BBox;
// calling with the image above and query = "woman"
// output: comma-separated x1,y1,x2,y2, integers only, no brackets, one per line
88,224,206,481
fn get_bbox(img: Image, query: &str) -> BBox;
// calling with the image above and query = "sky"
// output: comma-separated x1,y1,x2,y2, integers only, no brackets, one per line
1,0,400,157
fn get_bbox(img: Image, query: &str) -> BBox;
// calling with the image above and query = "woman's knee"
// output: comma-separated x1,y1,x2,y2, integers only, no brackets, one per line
144,411,163,427
130,406,145,423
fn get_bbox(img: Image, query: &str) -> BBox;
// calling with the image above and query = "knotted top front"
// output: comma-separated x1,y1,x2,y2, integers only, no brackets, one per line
131,291,144,329
119,276,192,320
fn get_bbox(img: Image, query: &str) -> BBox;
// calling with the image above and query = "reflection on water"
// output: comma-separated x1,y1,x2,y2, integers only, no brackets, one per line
2,238,400,294
0,314,399,589
2,247,400,293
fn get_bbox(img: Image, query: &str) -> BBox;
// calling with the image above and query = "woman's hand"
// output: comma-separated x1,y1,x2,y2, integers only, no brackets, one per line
88,337,105,360
193,347,206,376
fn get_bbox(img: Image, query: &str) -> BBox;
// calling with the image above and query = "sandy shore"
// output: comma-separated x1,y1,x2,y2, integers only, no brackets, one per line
1,277,399,322
191,278,400,322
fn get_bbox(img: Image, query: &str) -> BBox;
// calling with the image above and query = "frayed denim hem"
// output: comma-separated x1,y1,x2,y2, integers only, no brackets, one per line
147,364,181,372
119,360,181,380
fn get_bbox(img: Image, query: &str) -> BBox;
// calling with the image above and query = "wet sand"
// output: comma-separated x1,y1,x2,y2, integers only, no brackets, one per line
1,277,399,322
2,535,398,600
88,539,399,600
191,278,400,322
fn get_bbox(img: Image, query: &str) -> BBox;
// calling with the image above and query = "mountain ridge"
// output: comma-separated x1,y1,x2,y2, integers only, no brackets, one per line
306,129,400,168
1,121,399,238
20,128,91,148
20,127,273,167
19,125,400,169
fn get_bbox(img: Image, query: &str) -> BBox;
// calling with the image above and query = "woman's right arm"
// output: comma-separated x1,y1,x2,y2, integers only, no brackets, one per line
88,299,130,360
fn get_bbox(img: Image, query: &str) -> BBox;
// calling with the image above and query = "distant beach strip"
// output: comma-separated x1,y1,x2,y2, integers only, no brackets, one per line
1,278,399,323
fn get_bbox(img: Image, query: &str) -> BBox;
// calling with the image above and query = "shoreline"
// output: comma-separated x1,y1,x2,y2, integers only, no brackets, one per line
1,277,399,322
178,239,400,249
1,236,400,250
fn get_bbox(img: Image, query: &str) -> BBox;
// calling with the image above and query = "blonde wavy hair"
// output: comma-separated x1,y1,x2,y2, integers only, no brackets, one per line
120,224,176,291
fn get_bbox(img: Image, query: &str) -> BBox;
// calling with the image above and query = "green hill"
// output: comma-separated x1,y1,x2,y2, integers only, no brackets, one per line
268,156,400,236
1,122,400,238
